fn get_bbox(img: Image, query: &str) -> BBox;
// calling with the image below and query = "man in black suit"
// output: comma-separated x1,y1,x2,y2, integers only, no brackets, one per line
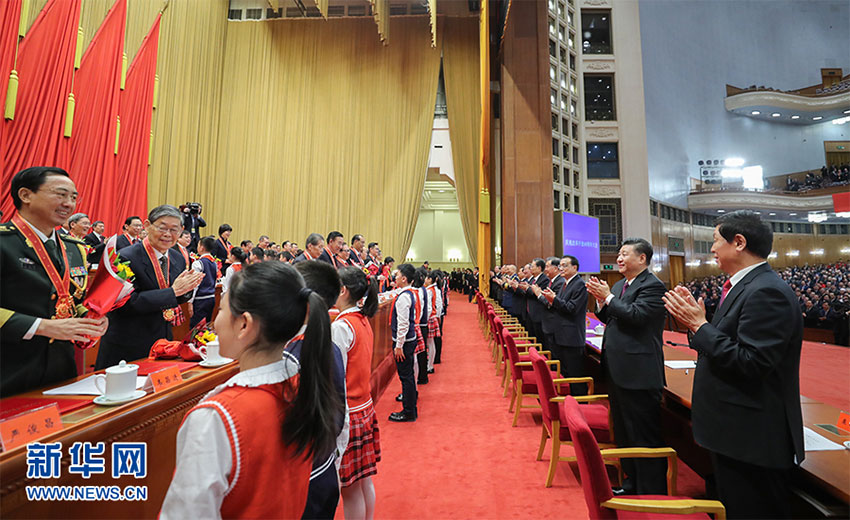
83,220,105,248
180,203,206,253
587,238,667,495
532,257,564,349
317,231,344,268
96,205,204,369
542,255,588,395
663,210,804,519
116,216,143,251
294,233,325,263
523,258,550,345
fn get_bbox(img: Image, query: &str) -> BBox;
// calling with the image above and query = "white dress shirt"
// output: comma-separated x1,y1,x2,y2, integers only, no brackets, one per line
393,287,414,348
728,261,767,289
600,271,640,309
426,283,443,317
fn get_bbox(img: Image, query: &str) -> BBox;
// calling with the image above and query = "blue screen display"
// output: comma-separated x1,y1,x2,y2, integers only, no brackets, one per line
561,212,600,273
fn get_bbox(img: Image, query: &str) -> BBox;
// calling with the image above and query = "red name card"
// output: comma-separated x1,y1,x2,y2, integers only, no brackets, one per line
0,404,63,451
149,365,184,393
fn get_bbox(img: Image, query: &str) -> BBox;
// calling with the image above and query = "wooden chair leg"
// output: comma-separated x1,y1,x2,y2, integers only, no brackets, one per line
546,423,561,487
512,387,523,427
502,367,510,396
508,381,517,412
537,425,549,461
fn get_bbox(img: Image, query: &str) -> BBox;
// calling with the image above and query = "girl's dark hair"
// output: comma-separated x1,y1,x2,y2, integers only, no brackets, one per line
413,267,428,288
338,266,378,318
226,262,342,460
229,246,247,263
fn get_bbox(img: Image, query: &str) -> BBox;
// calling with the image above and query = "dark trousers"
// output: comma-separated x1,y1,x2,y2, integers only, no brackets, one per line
301,455,340,519
417,325,429,383
547,339,587,396
434,316,444,363
395,340,418,417
189,297,215,328
530,320,545,344
710,451,791,519
607,380,667,495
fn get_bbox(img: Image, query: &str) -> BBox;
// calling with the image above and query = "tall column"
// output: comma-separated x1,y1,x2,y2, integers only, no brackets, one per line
500,0,555,266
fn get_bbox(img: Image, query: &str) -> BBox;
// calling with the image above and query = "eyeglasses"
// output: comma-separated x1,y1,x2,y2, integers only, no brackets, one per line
151,225,182,236
45,188,78,203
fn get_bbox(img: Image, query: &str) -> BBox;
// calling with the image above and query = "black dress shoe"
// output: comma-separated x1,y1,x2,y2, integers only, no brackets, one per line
427,368,435,374
417,378,429,385
395,393,403,402
434,359,441,364
388,411,416,422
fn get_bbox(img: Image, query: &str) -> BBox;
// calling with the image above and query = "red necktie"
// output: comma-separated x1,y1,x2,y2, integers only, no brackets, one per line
719,279,732,306
620,281,629,297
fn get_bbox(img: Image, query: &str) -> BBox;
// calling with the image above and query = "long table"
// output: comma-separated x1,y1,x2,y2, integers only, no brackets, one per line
0,301,395,519
583,318,849,515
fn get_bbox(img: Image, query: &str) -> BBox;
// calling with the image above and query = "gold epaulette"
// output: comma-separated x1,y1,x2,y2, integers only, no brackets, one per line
0,222,17,234
60,234,86,245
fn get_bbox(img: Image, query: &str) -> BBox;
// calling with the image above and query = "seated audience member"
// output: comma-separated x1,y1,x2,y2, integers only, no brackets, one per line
337,243,352,266
189,236,220,328
281,240,295,263
250,246,264,264
240,239,253,251
319,231,345,268
264,249,280,262
293,261,348,520
116,215,143,250
160,262,343,519
334,266,381,520
174,230,193,269
96,205,204,369
257,235,270,249
221,246,246,294
294,233,325,263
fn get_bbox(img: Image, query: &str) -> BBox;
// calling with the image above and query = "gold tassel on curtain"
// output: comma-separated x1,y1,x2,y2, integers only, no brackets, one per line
152,74,159,108
4,70,18,120
370,0,389,44
314,0,328,19
64,92,75,137
18,0,29,36
120,52,127,90
114,115,120,155
428,0,436,48
74,26,83,69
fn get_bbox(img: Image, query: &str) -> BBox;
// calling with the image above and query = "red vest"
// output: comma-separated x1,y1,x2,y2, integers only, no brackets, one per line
335,310,374,408
189,383,310,519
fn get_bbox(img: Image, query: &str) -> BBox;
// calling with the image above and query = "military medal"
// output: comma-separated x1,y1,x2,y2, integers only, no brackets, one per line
12,215,76,320
142,237,184,326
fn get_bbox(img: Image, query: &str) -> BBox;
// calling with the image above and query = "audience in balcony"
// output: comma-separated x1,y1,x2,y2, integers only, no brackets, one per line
784,164,849,192
686,261,849,345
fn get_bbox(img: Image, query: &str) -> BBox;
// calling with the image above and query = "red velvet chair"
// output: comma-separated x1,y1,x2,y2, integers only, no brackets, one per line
527,347,615,487
491,314,537,375
503,331,558,426
562,396,726,520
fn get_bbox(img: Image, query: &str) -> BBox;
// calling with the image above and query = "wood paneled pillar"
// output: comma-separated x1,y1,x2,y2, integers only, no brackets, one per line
500,0,554,266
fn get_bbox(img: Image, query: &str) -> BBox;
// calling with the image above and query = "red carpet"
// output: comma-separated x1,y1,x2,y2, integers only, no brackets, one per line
345,297,703,519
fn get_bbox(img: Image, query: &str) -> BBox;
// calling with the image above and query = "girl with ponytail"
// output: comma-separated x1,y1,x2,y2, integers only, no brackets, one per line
161,262,343,519
334,267,381,519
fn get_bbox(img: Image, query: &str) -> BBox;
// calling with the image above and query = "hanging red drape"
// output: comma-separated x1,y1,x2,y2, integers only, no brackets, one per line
0,0,81,219
69,0,125,235
116,14,159,222
0,0,22,122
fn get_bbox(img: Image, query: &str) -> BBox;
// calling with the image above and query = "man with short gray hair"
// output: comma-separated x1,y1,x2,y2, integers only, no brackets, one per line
294,233,325,263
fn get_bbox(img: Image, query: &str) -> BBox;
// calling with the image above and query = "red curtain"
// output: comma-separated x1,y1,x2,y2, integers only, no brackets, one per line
0,0,81,219
116,14,159,222
69,0,125,234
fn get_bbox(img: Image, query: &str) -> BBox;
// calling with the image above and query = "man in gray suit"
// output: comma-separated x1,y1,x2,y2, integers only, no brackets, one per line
587,238,667,495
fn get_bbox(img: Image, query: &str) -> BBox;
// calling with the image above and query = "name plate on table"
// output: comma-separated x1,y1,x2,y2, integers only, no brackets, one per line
148,366,184,393
0,404,63,451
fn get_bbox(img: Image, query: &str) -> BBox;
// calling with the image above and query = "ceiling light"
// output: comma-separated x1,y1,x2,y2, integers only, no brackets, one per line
790,115,800,120
685,260,701,267
768,252,778,260
844,109,850,114
832,116,850,125
813,116,822,121
807,213,827,223
837,212,850,218
789,213,797,216
755,211,761,214
724,157,745,167
769,212,776,216
751,111,760,115
841,247,850,254
717,209,725,213
706,259,717,265
810,249,824,256
787,250,799,257
438,190,445,193
771,113,781,117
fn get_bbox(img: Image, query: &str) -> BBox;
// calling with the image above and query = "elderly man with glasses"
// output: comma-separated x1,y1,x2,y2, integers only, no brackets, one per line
96,205,204,370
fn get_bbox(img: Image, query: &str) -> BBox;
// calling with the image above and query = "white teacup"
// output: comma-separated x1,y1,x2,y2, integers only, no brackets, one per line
94,360,138,400
594,324,605,335
200,340,223,363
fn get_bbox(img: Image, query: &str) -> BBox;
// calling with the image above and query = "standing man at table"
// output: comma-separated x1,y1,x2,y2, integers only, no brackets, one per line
587,238,667,495
663,210,803,519
96,205,203,369
543,255,589,395
1,167,109,397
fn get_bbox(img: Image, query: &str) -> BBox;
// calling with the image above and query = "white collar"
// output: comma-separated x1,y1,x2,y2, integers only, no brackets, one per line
565,273,578,285
729,261,767,289
336,306,360,319
202,355,300,402
19,216,56,243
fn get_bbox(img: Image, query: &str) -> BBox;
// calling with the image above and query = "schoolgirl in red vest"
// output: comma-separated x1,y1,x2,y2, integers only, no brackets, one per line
334,267,381,520
161,262,343,519
221,246,246,294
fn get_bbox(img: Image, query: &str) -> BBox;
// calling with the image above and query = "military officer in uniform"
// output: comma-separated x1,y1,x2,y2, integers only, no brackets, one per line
0,167,109,397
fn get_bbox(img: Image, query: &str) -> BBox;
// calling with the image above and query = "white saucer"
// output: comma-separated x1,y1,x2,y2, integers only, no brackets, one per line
199,357,235,368
93,389,147,406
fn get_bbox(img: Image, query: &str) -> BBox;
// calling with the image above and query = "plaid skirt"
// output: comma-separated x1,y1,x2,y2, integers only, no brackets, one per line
339,402,381,486
414,326,426,354
427,315,441,339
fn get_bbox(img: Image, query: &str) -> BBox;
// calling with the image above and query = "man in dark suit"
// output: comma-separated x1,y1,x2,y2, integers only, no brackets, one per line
317,231,344,268
180,203,206,253
532,257,564,349
542,255,588,395
116,216,143,251
96,205,204,369
1,167,109,397
294,233,325,263
523,258,550,345
84,220,105,248
663,210,804,519
587,238,667,495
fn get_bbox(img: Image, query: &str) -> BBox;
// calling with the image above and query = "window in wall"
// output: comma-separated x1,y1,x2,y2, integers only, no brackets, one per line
245,8,263,19
574,195,580,213
562,117,570,137
568,31,575,49
589,198,622,253
560,71,568,89
552,138,559,157
567,11,573,27
554,190,561,210
565,194,571,211
574,171,580,189
561,93,568,111
549,39,557,59
565,170,571,186
549,17,557,38
559,24,567,42
558,2,565,18
560,47,567,65
584,75,615,121
550,88,557,106
563,142,569,160
587,142,619,178
581,10,612,54
550,64,557,81
570,99,578,117
650,200,658,217
553,164,560,183
548,0,556,11
572,146,579,164
569,54,576,71
551,113,559,131
570,76,577,94
571,122,578,140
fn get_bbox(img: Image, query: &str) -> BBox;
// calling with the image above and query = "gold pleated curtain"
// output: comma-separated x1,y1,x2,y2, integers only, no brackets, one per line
442,17,481,263
213,18,440,259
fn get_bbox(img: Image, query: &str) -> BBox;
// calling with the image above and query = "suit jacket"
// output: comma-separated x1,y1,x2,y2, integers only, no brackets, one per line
210,238,230,264
84,232,103,248
548,275,588,347
597,268,667,390
0,224,89,396
524,273,550,323
115,234,135,251
690,263,804,469
538,275,566,336
317,249,340,268
292,252,312,264
96,242,190,369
